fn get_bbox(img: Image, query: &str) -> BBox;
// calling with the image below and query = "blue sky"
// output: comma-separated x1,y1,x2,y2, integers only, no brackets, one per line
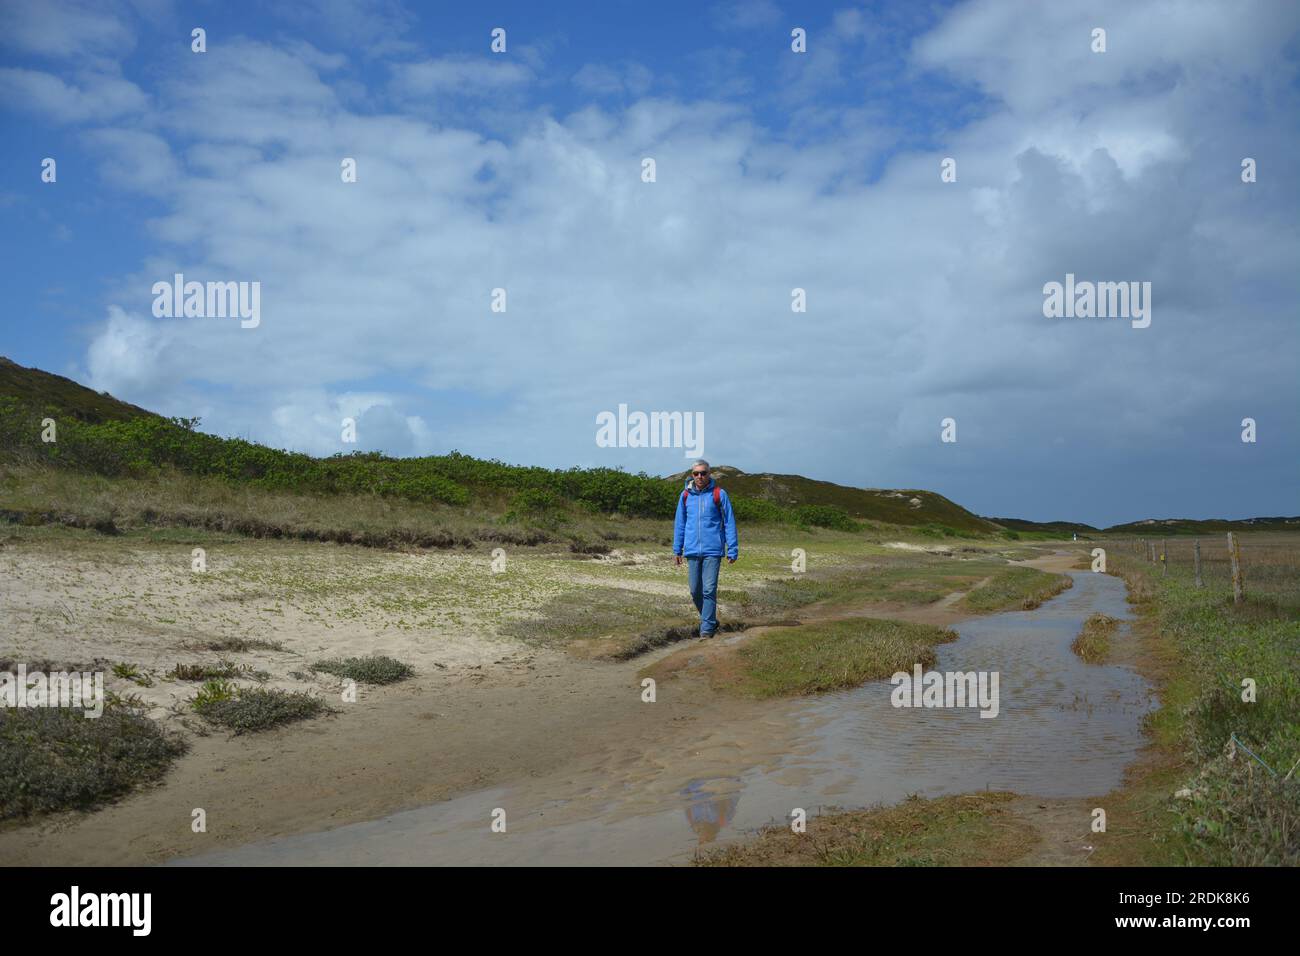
1,0,1297,526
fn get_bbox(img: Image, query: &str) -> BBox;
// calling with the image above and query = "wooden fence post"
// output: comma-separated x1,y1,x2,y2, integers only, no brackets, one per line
1194,539,1203,587
1228,532,1245,605
1161,539,1168,576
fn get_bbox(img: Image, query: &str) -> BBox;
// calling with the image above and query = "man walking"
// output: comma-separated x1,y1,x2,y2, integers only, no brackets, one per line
673,460,739,638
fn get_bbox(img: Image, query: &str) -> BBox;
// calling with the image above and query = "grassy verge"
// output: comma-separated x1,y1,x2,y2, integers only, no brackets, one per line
0,462,593,551
663,617,958,699
1091,537,1300,866
0,697,187,819
1071,613,1119,663
961,567,1072,612
696,792,1035,866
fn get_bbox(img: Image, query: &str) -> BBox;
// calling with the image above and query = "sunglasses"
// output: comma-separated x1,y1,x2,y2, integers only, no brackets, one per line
692,471,709,476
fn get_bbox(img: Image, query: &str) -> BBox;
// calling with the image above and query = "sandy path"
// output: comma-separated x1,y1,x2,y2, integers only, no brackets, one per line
2,538,1104,866
1,637,818,865
0,534,817,865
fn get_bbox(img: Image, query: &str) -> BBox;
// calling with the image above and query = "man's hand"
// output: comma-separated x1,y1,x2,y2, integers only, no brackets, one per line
727,556,737,564
675,554,683,566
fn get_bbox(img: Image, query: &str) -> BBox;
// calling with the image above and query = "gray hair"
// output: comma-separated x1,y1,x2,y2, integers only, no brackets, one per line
692,459,710,471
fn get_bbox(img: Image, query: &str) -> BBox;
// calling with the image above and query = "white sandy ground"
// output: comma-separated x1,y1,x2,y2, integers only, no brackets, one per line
884,541,955,554
0,541,546,720
0,531,824,864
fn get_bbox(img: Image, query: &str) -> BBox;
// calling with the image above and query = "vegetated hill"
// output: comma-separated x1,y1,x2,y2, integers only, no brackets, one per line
666,465,999,533
0,356,997,533
984,516,1100,537
0,356,156,424
1105,516,1300,535
10,356,1284,537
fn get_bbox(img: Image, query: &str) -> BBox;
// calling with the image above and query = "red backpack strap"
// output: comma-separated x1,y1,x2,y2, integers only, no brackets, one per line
683,486,723,510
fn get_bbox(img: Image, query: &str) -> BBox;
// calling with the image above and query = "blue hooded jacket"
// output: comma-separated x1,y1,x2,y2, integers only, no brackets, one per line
673,478,739,560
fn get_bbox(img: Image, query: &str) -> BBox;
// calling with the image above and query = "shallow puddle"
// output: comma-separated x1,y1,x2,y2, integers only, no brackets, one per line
177,569,1155,866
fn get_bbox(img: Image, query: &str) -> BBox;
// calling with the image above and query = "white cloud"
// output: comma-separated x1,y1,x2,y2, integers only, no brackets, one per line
83,128,180,193
0,0,136,59
269,0,418,58
711,1,783,31
85,306,171,396
0,66,147,122
913,0,1300,113
390,55,533,98
572,62,654,98
34,1,1300,522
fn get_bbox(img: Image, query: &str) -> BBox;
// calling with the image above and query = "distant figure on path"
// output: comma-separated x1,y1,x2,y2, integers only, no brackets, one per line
673,460,739,638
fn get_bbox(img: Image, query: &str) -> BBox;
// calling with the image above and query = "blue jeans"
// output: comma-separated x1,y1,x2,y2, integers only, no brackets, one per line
687,555,721,635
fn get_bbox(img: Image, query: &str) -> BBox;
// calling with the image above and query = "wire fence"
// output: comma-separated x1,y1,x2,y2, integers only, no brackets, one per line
1116,532,1300,605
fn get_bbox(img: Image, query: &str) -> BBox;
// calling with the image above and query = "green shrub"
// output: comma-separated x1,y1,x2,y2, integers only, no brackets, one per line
0,699,187,819
310,655,415,685
918,523,956,538
193,687,330,733
512,488,560,514
729,497,788,524
111,662,153,686
793,504,860,532
192,678,237,708
170,660,266,682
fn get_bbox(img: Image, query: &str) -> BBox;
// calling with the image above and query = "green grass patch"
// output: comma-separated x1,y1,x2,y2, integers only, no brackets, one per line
738,561,999,615
1092,540,1300,866
727,618,958,698
696,792,1034,866
961,567,1072,612
1071,613,1119,663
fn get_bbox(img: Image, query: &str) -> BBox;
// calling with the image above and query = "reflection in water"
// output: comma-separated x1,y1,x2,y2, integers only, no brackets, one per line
177,568,1155,866
680,778,741,843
